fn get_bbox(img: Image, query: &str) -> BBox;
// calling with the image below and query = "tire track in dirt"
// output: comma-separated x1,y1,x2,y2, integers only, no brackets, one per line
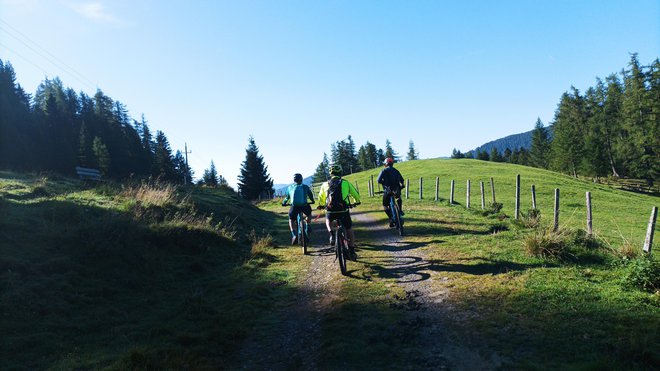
352,210,504,370
239,219,343,370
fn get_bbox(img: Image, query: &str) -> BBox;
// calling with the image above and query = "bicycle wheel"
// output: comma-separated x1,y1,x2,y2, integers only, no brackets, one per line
336,227,347,275
393,200,404,236
300,215,308,255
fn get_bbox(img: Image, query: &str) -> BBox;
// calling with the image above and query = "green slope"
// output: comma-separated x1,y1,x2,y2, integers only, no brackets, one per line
0,172,294,370
344,158,658,249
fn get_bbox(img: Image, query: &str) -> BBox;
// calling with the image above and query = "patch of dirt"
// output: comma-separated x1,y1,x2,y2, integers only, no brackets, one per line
352,211,505,370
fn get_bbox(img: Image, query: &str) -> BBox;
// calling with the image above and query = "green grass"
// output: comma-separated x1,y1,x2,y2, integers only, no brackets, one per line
2,161,658,369
336,159,659,369
0,172,299,369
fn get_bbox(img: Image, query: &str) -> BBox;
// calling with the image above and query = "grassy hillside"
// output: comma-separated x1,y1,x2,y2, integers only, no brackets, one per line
0,172,295,369
2,161,658,369
344,158,658,249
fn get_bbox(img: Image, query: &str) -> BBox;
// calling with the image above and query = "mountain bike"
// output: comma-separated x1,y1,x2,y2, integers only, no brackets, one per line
283,203,313,255
387,190,404,236
320,203,359,276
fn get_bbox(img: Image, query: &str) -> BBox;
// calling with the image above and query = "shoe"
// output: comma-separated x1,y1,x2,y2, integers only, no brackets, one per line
291,235,298,245
399,210,405,216
389,221,395,228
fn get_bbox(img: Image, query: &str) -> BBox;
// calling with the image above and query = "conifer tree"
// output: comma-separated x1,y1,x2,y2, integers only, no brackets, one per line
406,140,419,161
530,118,551,169
312,153,330,183
451,148,465,159
153,130,177,182
550,87,586,177
238,136,274,200
201,160,219,187
92,136,110,175
384,139,399,162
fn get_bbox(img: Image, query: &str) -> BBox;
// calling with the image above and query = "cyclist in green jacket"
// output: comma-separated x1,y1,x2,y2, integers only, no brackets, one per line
282,173,315,245
317,164,361,259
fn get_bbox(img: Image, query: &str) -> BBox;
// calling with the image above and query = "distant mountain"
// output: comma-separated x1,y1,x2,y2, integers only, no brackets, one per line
470,126,553,155
273,175,314,193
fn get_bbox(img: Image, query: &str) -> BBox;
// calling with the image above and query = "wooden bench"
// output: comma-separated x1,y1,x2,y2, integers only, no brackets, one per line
75,166,102,181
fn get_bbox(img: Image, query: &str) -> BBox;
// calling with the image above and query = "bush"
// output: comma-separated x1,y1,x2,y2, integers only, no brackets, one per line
523,227,572,260
621,255,660,292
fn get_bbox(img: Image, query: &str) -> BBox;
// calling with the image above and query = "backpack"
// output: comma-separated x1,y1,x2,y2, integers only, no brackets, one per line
326,178,346,212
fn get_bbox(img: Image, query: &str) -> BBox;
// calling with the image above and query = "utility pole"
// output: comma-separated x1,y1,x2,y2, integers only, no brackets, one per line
184,142,192,185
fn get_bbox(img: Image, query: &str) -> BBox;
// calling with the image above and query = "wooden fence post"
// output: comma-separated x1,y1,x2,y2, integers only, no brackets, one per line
490,177,496,203
419,177,423,199
435,177,439,201
406,179,410,199
466,180,471,209
480,181,485,209
553,188,560,231
586,191,593,236
450,180,455,204
531,184,537,210
515,174,520,220
643,206,658,253
370,175,374,197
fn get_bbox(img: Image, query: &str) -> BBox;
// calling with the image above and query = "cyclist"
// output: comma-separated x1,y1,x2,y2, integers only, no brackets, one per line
317,164,361,260
282,173,315,245
377,157,405,227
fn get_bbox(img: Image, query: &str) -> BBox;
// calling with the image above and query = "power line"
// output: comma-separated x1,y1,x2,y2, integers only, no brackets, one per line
0,18,98,91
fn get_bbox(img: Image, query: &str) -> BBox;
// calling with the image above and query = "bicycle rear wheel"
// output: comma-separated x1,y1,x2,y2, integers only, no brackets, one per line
336,227,347,275
297,213,307,255
393,200,404,236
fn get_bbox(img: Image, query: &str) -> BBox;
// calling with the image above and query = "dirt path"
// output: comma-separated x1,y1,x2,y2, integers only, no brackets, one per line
352,211,504,370
239,219,343,370
239,209,504,370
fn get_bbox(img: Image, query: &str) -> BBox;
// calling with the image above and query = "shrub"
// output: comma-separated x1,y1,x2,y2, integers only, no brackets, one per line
621,255,660,292
523,227,572,260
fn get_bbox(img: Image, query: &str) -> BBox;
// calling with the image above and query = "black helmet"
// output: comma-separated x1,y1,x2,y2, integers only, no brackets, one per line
293,173,303,183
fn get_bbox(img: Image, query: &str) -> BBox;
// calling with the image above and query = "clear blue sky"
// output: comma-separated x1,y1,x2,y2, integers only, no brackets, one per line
1,0,658,187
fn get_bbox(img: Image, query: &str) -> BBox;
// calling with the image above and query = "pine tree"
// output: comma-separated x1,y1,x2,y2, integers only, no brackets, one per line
312,153,330,183
92,136,110,175
153,130,177,182
357,141,379,170
406,140,418,161
476,149,490,161
550,87,586,177
202,160,219,187
384,139,399,162
451,148,465,159
490,147,504,162
238,136,274,200
173,150,193,184
530,118,551,169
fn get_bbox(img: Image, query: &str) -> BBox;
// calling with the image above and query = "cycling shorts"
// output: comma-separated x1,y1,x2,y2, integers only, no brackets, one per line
289,204,312,220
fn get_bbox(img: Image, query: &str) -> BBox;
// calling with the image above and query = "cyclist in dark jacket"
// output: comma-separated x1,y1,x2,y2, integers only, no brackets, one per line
377,157,405,226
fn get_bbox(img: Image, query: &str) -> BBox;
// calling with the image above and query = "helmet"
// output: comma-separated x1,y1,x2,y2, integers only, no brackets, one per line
293,173,303,183
329,163,343,176
384,157,394,166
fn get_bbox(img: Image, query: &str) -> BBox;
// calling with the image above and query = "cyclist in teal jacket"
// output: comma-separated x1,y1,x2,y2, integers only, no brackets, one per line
282,173,315,244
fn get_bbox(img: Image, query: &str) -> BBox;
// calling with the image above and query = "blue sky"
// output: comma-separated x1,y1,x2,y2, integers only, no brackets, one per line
1,0,658,187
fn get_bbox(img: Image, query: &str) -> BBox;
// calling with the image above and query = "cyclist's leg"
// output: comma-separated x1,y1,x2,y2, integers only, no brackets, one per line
288,206,298,243
326,214,335,245
302,204,313,232
382,192,393,219
396,189,404,215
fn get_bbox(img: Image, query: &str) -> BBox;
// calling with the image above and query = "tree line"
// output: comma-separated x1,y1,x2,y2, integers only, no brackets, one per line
311,137,419,182
452,54,659,183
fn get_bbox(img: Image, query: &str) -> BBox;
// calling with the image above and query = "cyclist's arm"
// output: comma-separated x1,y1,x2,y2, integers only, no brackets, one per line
282,186,291,205
305,185,315,204
317,183,328,206
347,181,361,204
376,169,385,184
